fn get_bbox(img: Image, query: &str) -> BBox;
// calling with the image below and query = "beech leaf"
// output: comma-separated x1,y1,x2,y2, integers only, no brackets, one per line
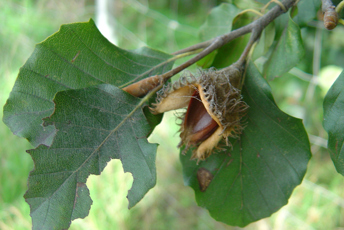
25,84,157,229
3,19,173,147
199,3,241,41
180,63,311,227
323,71,344,175
198,3,244,68
252,23,275,61
263,16,305,80
292,0,320,27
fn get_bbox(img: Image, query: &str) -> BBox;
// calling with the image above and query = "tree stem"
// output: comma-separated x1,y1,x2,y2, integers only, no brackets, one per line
163,0,297,83
124,0,298,98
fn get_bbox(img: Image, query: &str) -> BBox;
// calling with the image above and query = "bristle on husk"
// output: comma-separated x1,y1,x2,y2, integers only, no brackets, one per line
150,63,248,161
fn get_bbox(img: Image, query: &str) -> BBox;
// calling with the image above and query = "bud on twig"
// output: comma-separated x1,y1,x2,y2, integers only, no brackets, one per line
322,0,339,30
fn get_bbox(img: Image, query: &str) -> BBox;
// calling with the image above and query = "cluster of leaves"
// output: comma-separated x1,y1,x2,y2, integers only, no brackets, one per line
2,1,344,229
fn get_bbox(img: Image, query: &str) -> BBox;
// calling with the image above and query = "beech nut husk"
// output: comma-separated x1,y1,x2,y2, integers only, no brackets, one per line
150,63,248,161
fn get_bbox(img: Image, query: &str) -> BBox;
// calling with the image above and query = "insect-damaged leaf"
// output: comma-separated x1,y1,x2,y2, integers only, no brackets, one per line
323,71,344,175
180,63,311,227
25,84,157,230
3,19,173,147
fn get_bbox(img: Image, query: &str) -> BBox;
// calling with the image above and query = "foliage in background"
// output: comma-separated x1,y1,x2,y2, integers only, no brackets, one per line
1,0,344,229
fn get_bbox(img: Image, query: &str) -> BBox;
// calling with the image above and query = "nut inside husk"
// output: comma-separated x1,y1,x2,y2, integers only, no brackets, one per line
151,63,248,160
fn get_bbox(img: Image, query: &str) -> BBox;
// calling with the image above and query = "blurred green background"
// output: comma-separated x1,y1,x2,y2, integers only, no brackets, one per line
1,0,344,229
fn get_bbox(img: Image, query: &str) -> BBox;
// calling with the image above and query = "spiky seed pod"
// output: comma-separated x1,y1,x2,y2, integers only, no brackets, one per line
151,75,198,113
150,62,248,161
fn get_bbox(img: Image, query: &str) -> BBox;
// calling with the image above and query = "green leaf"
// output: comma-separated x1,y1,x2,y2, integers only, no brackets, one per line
180,63,311,227
252,23,275,61
199,3,241,41
196,50,218,68
292,0,320,27
198,3,258,69
211,34,250,68
25,84,157,229
233,0,262,10
209,9,251,69
263,16,305,80
253,0,288,40
3,19,173,147
273,12,289,40
323,71,344,175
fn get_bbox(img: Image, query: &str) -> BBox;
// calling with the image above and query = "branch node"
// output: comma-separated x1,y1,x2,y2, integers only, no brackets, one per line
322,0,339,30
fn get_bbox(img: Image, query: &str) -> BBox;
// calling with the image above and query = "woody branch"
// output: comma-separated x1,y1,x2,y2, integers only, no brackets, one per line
123,0,298,97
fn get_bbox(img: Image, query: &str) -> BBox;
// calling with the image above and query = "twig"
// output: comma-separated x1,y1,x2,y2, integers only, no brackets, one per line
173,0,296,56
120,49,202,89
322,0,336,12
236,29,261,90
164,0,297,83
160,36,233,83
124,0,298,97
322,0,339,30
237,26,262,66
172,40,213,55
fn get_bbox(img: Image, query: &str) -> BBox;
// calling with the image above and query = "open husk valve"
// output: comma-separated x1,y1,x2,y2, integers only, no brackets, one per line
151,62,248,161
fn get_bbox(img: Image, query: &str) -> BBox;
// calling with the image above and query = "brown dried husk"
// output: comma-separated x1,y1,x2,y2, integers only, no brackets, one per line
151,63,248,160
197,64,247,139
